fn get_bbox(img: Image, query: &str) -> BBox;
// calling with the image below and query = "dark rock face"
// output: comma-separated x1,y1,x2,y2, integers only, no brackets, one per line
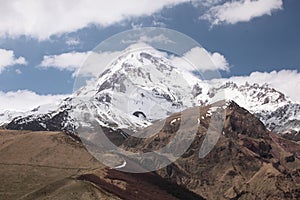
77,170,204,200
224,101,267,139
281,129,300,142
6,110,71,132
98,73,126,92
192,84,202,97
133,111,147,119
258,141,273,158
285,155,295,163
96,93,112,103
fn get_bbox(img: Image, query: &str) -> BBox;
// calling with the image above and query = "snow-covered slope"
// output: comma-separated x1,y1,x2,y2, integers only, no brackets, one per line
257,103,300,136
6,47,199,133
200,82,300,137
4,46,300,139
0,102,61,126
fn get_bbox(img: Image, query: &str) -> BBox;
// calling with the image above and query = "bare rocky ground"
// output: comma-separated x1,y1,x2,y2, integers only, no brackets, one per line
0,130,203,200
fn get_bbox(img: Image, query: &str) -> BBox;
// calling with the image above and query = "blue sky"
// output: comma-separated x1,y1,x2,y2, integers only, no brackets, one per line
0,0,299,111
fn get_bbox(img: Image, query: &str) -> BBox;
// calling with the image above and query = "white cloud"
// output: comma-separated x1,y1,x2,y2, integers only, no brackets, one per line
65,37,80,46
0,90,68,112
0,49,27,73
171,47,229,72
39,51,122,77
121,34,175,45
193,0,223,7
201,0,283,25
39,45,229,77
78,51,123,77
40,51,89,71
15,69,22,74
0,0,189,40
220,70,300,102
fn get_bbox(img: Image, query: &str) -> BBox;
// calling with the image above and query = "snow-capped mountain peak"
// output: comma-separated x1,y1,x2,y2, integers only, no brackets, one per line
3,47,300,140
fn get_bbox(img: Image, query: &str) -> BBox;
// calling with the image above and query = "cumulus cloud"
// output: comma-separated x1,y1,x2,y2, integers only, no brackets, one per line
171,47,229,72
201,0,283,26
40,51,89,71
121,34,175,45
0,0,189,39
220,70,300,102
0,49,27,73
78,51,123,77
39,45,229,77
39,50,123,77
0,90,68,112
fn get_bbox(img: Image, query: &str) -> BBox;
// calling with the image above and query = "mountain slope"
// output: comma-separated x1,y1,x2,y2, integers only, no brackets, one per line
0,129,204,200
1,101,300,199
120,101,300,199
